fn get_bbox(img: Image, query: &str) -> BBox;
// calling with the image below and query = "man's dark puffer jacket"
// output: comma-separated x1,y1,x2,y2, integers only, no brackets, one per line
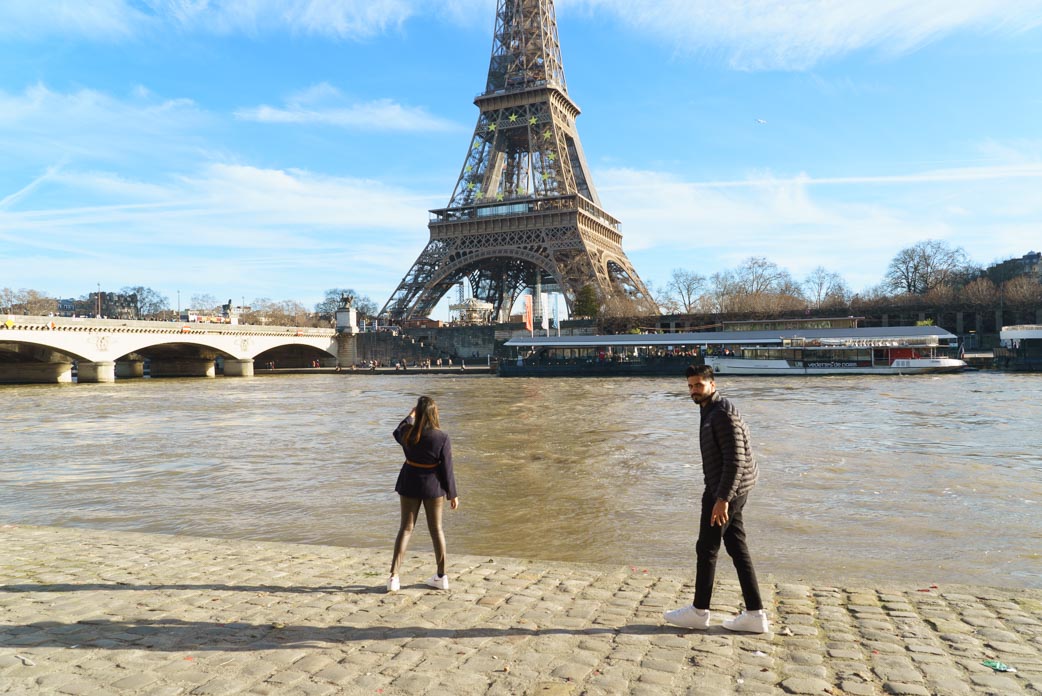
699,391,758,501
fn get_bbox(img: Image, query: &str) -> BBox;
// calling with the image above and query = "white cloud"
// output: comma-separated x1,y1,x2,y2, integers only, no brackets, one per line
597,161,1042,291
571,0,1042,70
0,0,416,41
148,0,416,38
0,84,210,171
8,0,1040,71
235,83,462,132
0,163,439,304
0,0,144,40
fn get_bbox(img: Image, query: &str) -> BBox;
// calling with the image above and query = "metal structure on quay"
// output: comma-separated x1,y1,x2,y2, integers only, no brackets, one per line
380,0,655,324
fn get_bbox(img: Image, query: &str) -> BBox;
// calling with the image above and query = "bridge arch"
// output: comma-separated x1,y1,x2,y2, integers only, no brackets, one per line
0,317,339,383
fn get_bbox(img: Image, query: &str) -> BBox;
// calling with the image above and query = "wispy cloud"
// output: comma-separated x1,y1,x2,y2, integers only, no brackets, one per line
0,0,143,40
0,84,210,174
8,1,1041,71
597,160,1042,290
0,163,440,302
0,161,68,210
601,163,1042,191
0,0,416,41
572,0,1042,70
235,83,461,132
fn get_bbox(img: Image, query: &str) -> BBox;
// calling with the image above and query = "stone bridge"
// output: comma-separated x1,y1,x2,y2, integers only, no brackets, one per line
0,315,340,383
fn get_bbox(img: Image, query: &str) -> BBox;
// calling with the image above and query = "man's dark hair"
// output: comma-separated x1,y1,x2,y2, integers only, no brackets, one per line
686,364,715,379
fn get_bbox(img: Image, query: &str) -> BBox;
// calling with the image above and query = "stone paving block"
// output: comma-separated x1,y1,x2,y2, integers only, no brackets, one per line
190,677,249,695
738,665,778,684
263,669,307,687
968,672,1025,692
635,667,675,686
882,682,931,695
550,661,593,681
109,672,160,690
391,672,434,692
52,676,106,696
785,650,824,666
840,679,875,696
778,676,833,694
780,664,827,679
926,677,972,695
311,664,354,684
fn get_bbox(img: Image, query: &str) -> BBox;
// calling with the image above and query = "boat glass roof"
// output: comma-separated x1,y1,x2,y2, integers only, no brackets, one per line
505,326,957,348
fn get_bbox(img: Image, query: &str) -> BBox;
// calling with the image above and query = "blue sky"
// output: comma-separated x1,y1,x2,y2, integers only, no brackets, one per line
2,0,1041,318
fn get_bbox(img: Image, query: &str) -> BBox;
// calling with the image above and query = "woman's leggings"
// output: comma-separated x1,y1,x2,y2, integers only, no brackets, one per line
390,495,446,577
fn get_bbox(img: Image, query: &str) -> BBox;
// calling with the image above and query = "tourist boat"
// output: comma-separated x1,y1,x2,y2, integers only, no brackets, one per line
500,318,966,377
997,325,1042,371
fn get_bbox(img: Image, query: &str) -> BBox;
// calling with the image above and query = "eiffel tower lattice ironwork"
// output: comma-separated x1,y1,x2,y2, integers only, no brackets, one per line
380,0,655,323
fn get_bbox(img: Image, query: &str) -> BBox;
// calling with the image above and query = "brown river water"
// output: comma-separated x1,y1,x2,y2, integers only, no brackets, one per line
2,372,1040,588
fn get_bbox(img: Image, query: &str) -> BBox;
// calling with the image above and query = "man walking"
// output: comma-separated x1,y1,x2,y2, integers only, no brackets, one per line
664,365,769,633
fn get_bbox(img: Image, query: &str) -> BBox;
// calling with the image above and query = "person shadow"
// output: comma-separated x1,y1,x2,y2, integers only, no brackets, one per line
0,581,711,652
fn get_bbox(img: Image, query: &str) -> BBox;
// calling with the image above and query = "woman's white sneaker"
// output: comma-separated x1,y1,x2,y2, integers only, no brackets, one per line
387,576,400,593
663,605,710,630
425,574,449,590
722,610,769,633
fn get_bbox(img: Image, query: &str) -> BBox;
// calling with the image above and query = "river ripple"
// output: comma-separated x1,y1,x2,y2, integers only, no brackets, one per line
2,372,1040,588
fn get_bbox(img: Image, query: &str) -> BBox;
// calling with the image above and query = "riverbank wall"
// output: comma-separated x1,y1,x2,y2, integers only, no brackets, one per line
2,525,1040,695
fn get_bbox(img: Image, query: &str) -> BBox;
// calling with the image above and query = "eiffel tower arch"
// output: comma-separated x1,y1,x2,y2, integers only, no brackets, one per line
380,0,656,323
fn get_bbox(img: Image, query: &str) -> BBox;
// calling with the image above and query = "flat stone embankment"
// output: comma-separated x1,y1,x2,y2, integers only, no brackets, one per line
1,526,1039,696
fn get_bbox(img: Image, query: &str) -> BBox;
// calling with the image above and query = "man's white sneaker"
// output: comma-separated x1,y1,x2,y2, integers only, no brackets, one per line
722,610,769,634
663,605,710,630
425,574,449,590
387,575,400,593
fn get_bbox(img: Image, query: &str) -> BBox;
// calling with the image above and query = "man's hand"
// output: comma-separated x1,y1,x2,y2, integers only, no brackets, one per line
711,499,729,526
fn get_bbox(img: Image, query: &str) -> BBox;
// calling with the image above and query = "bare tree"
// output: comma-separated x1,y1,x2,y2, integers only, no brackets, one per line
924,283,957,305
0,287,15,314
1002,276,1042,306
711,257,805,313
246,298,311,326
14,289,57,315
190,294,220,312
803,267,850,309
960,277,998,307
663,269,707,314
314,288,378,318
884,240,971,295
121,286,169,318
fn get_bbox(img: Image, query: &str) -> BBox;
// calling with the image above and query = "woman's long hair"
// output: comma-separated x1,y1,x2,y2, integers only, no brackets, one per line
407,395,440,445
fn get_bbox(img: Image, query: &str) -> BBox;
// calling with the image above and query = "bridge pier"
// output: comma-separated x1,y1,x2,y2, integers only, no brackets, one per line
150,358,216,379
77,361,116,383
0,362,74,384
337,333,358,367
223,359,254,377
115,360,145,379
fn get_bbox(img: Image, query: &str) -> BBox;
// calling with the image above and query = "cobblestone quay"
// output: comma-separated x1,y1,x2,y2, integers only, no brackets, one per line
2,525,1040,695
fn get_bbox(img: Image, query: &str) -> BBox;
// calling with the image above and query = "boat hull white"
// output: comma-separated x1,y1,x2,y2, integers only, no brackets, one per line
708,357,966,376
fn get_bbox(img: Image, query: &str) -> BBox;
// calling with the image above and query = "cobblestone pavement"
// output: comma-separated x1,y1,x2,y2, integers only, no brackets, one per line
1,525,1040,695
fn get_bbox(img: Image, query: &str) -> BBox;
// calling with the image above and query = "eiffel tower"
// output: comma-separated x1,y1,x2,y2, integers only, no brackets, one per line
380,0,655,323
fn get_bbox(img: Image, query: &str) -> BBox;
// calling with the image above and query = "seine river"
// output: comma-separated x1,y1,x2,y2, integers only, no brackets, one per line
3,372,1040,588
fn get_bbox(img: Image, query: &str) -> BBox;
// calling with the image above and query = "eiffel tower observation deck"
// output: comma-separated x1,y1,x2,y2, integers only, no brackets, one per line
380,0,656,323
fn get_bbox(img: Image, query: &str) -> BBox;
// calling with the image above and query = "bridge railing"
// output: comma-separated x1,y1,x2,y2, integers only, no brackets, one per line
1,315,336,337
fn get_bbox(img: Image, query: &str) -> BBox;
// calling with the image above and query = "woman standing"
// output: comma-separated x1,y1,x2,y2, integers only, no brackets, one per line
388,395,459,592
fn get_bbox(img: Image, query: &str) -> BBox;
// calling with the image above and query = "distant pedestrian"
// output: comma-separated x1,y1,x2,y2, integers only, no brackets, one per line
664,365,769,634
387,396,459,593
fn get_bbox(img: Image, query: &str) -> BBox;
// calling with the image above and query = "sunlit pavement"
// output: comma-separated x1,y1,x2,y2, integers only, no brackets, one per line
1,525,1039,695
